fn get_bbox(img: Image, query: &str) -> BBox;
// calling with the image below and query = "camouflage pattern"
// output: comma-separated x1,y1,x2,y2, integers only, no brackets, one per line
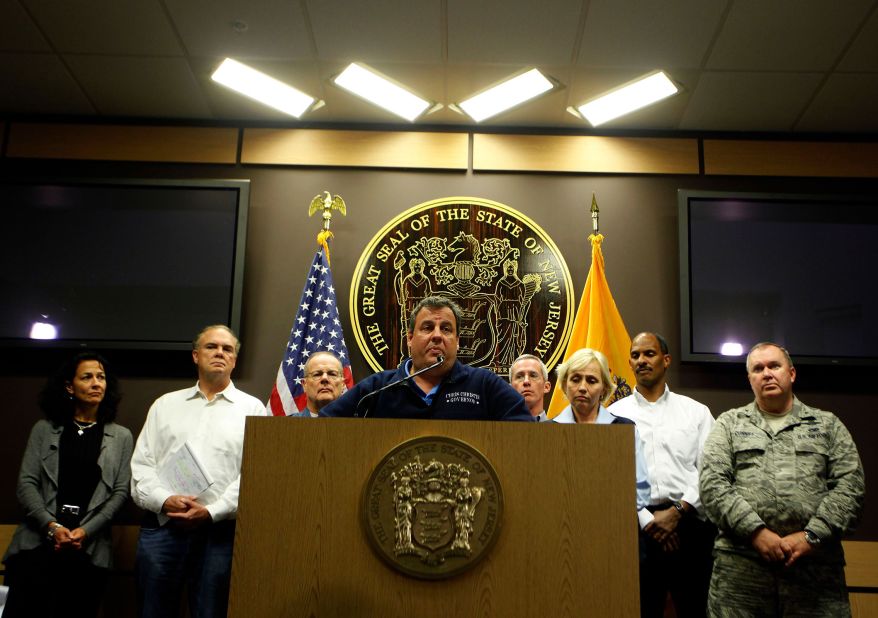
700,397,864,616
707,550,851,617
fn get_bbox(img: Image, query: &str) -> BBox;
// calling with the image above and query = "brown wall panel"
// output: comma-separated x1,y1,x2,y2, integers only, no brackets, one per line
851,593,878,618
1,154,877,547
241,128,469,169
843,541,878,588
6,123,238,164
703,140,878,178
473,134,699,174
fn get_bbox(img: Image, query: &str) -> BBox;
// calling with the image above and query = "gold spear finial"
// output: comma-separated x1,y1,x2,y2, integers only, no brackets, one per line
590,193,599,235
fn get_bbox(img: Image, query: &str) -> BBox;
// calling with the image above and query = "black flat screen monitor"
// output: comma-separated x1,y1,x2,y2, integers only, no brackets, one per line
0,178,250,351
678,189,878,366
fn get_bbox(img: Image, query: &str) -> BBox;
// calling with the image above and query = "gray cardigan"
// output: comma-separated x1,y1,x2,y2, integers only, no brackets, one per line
3,419,133,569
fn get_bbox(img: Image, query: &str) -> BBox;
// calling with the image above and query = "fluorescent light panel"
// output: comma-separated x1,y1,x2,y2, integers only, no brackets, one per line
578,71,678,127
333,63,431,122
459,69,555,122
211,58,315,118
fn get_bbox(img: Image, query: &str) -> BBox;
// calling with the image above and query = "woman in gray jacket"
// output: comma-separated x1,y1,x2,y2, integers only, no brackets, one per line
2,351,133,617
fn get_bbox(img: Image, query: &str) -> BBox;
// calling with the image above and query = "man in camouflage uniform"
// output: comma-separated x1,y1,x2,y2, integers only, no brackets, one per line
700,342,865,616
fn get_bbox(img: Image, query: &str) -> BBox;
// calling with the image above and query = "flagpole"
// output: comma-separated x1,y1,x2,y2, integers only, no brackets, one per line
546,194,634,417
267,191,354,416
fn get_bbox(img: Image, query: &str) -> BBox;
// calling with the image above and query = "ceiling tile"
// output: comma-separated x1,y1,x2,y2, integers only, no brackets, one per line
837,8,878,71
65,56,212,118
164,0,312,60
679,71,823,131
448,0,582,65
796,73,878,132
578,0,726,69
0,0,50,51
1,0,877,132
706,0,874,71
0,52,94,115
308,0,442,64
22,0,182,55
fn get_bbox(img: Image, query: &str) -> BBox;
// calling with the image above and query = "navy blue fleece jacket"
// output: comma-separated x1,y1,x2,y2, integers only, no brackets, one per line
320,361,534,421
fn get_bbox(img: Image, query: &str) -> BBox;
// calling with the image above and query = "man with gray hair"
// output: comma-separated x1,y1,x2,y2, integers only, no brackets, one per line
294,351,345,417
131,325,268,618
509,354,551,421
700,342,865,616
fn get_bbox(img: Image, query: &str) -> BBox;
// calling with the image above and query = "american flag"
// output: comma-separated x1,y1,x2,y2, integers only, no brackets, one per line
268,247,355,416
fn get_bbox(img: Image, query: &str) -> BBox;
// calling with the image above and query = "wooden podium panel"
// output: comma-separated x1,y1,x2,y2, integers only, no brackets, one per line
229,418,639,617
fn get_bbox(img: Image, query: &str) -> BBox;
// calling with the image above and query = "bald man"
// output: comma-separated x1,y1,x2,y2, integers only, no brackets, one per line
295,351,345,417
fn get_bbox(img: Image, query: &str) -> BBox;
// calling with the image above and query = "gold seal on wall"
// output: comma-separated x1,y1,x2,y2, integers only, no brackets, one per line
361,436,504,579
350,196,574,375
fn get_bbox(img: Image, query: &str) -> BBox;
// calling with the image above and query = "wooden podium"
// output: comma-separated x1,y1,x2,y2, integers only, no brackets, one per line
228,417,639,617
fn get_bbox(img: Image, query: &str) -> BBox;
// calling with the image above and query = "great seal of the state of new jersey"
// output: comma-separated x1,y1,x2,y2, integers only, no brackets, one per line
361,436,503,579
350,196,574,376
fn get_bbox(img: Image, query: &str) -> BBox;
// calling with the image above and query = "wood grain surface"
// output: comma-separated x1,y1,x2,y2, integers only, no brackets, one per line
229,417,640,617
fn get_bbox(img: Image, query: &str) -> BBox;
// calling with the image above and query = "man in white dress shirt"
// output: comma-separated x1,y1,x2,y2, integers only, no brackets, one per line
609,332,716,618
509,354,551,421
130,325,268,618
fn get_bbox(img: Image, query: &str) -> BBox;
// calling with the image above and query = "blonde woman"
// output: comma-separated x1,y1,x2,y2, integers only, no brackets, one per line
553,348,650,513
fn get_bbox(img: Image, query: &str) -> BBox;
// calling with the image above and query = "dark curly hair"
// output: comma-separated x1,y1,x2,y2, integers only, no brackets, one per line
39,351,122,425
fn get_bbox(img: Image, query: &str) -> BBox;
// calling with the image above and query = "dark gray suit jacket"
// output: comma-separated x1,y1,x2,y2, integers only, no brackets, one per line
3,419,133,568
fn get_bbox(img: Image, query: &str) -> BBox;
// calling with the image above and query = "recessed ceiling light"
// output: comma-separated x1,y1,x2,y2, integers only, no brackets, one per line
332,63,432,122
457,68,557,122
211,58,317,118
577,70,679,127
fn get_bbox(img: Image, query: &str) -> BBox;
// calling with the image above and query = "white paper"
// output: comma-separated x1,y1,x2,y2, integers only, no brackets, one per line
158,442,213,497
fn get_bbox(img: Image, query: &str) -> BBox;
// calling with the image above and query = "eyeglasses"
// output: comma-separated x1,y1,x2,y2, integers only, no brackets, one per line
306,370,341,380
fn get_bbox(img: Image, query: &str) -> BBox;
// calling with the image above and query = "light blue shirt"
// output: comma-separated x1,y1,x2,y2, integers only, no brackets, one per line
404,359,440,405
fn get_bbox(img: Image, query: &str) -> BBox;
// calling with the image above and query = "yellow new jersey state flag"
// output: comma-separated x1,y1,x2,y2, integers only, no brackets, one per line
547,233,635,418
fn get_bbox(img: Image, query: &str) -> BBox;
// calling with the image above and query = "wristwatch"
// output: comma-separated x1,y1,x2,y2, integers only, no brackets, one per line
46,522,63,541
804,529,821,546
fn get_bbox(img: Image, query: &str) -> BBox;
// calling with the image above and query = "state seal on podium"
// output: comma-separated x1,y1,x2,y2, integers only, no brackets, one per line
362,436,504,579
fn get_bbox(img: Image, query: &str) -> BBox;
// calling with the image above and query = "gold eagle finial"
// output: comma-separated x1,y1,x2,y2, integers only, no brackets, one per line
309,191,347,231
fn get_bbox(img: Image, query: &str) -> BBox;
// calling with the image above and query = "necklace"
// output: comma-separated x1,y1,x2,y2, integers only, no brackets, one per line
72,419,97,436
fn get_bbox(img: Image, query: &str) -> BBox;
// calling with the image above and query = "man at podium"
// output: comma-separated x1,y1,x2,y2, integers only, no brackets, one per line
321,296,532,421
